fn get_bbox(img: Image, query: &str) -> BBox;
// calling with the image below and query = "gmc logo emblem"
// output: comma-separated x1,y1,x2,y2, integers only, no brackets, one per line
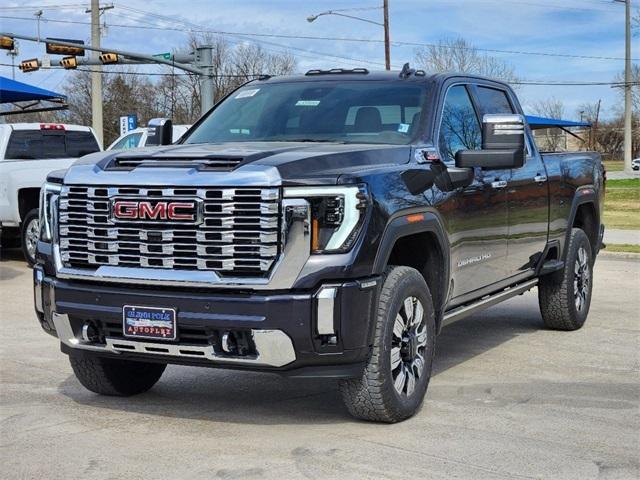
110,199,201,223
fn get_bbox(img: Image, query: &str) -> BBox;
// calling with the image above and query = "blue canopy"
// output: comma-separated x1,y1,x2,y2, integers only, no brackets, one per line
0,75,66,103
525,115,590,129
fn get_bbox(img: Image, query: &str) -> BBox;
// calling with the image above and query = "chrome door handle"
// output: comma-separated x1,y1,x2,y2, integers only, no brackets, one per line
491,180,508,189
534,175,547,184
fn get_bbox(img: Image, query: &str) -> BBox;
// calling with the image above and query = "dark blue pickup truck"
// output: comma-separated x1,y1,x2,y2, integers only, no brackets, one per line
34,67,604,422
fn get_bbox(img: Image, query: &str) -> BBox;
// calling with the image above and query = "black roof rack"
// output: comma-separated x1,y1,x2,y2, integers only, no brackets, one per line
305,68,369,76
398,62,426,79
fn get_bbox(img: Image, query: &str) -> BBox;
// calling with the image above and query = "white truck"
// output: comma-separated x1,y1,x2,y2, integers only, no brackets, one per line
0,123,101,264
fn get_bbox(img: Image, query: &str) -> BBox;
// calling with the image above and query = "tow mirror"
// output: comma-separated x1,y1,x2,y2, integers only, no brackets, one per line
455,114,525,169
146,118,173,146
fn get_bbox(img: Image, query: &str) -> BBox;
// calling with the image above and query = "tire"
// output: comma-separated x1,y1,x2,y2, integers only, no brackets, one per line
538,228,593,331
20,208,40,266
69,354,166,396
339,266,436,423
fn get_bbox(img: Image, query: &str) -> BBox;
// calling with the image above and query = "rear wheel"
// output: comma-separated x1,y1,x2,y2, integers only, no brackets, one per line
20,208,39,266
69,354,166,396
538,228,593,331
339,266,436,423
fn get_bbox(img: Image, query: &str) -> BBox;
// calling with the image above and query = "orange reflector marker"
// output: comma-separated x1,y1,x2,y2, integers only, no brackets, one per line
406,213,425,223
311,218,320,252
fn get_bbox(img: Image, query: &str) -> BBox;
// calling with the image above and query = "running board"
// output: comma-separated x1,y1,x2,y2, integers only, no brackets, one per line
442,279,538,327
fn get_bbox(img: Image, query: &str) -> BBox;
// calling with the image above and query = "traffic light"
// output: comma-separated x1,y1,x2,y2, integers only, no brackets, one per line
46,38,85,56
60,56,78,69
19,58,40,73
99,52,118,64
0,36,14,51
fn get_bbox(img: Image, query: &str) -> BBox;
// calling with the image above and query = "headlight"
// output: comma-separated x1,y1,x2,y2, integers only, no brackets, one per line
284,185,368,254
39,182,61,242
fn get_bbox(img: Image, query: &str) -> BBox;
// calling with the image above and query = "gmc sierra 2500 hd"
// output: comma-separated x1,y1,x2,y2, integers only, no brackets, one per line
33,67,604,422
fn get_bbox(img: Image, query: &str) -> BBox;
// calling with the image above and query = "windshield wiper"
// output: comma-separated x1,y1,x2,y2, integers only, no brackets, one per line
269,138,348,143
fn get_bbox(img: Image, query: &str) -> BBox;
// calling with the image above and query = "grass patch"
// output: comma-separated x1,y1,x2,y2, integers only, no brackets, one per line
604,178,640,230
605,244,640,254
604,160,624,172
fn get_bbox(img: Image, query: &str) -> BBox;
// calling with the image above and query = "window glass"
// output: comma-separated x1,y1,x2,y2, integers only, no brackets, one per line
475,86,513,115
439,85,481,162
184,81,427,145
5,130,100,159
112,132,143,150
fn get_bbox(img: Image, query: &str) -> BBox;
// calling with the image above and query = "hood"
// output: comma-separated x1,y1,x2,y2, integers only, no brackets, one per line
65,142,411,186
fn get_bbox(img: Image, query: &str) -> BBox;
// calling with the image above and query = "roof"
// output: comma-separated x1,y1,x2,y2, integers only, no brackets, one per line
0,76,67,103
1,123,93,131
525,115,590,129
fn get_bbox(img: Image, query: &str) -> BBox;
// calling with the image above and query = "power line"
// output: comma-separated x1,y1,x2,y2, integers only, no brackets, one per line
1,13,636,62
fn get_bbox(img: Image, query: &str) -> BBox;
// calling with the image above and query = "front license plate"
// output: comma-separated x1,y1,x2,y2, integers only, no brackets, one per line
123,305,177,340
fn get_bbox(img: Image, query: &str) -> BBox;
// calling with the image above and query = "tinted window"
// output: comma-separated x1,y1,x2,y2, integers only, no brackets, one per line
112,132,143,150
475,86,513,115
439,85,481,162
184,81,428,145
5,130,99,159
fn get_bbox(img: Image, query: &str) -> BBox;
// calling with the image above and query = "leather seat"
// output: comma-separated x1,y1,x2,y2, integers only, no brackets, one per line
354,107,382,132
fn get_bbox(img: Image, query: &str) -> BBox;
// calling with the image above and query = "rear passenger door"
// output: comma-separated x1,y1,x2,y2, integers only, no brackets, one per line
471,85,549,277
438,84,510,298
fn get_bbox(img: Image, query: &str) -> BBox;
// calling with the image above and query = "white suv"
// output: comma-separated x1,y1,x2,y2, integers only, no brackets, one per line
0,123,101,264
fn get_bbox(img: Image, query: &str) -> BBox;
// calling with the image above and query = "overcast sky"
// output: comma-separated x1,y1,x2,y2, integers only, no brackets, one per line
0,0,636,120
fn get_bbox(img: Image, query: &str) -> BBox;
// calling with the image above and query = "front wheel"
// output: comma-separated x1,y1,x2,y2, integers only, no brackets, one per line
20,208,39,266
340,266,436,423
69,354,166,396
538,228,594,331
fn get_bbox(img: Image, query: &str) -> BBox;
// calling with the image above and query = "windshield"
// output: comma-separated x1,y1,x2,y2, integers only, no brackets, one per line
184,80,428,145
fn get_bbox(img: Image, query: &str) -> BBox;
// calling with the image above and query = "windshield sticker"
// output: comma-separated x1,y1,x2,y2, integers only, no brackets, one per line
295,100,321,107
235,89,260,99
397,123,410,133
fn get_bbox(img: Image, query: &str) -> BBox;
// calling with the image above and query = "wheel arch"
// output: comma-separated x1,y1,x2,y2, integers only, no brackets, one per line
373,210,450,332
566,187,600,259
17,187,41,222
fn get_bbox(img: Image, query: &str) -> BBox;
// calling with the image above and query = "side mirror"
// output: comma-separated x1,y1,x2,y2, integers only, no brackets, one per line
146,118,173,146
455,114,525,169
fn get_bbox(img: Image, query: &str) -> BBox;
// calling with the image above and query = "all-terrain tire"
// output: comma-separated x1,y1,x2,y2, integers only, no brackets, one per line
20,208,39,266
339,266,436,423
538,228,593,331
69,354,166,396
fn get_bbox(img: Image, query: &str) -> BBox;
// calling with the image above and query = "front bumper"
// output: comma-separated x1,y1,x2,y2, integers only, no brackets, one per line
34,266,379,377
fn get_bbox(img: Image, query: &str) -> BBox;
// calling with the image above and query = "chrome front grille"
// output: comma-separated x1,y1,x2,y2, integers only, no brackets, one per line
57,186,281,276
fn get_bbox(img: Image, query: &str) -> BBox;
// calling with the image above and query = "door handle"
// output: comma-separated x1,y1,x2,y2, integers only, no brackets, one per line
534,174,547,184
491,180,508,189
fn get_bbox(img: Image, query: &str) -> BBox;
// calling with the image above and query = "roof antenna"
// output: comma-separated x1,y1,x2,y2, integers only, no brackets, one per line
399,62,415,79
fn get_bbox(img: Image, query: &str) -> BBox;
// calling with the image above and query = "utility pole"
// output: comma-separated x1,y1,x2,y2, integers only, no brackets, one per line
615,0,633,173
195,45,215,114
383,0,390,71
86,1,113,147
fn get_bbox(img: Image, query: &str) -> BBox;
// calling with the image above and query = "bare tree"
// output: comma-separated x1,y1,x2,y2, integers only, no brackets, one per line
531,97,565,152
414,37,519,85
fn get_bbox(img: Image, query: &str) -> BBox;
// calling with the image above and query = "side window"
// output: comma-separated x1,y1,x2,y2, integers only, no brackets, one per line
439,85,481,163
475,86,514,115
112,132,143,150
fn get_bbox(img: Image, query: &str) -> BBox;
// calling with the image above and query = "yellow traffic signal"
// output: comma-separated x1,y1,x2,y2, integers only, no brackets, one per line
99,52,118,64
0,36,14,51
46,39,85,56
61,56,78,69
19,58,40,73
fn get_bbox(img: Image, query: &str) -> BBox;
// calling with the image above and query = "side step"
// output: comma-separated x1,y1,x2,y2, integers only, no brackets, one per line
538,259,564,276
442,279,538,327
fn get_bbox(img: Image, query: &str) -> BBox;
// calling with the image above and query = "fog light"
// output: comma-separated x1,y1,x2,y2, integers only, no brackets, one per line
315,286,337,336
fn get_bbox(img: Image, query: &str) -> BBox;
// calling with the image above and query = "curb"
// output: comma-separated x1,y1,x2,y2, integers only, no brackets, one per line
600,250,640,260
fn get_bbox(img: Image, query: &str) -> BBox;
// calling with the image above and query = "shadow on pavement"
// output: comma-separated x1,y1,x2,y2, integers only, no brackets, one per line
58,299,543,425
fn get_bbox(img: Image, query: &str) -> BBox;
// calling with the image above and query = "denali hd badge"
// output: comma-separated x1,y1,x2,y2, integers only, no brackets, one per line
110,198,202,224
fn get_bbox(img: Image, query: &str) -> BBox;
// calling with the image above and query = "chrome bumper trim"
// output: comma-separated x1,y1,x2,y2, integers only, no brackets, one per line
33,267,44,314
52,198,311,290
52,313,296,368
315,286,337,335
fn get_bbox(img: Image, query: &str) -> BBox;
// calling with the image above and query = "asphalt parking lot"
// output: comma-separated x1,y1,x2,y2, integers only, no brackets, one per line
1,250,638,480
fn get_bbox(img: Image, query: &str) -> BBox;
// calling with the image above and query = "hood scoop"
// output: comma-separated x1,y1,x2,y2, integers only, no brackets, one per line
106,154,245,171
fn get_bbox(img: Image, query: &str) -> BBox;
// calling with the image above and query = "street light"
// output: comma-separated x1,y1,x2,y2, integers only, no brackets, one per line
307,1,391,71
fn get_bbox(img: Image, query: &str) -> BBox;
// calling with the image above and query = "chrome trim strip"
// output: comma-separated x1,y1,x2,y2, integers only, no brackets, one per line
53,198,311,290
315,286,337,335
33,267,44,313
442,279,538,327
52,313,296,367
